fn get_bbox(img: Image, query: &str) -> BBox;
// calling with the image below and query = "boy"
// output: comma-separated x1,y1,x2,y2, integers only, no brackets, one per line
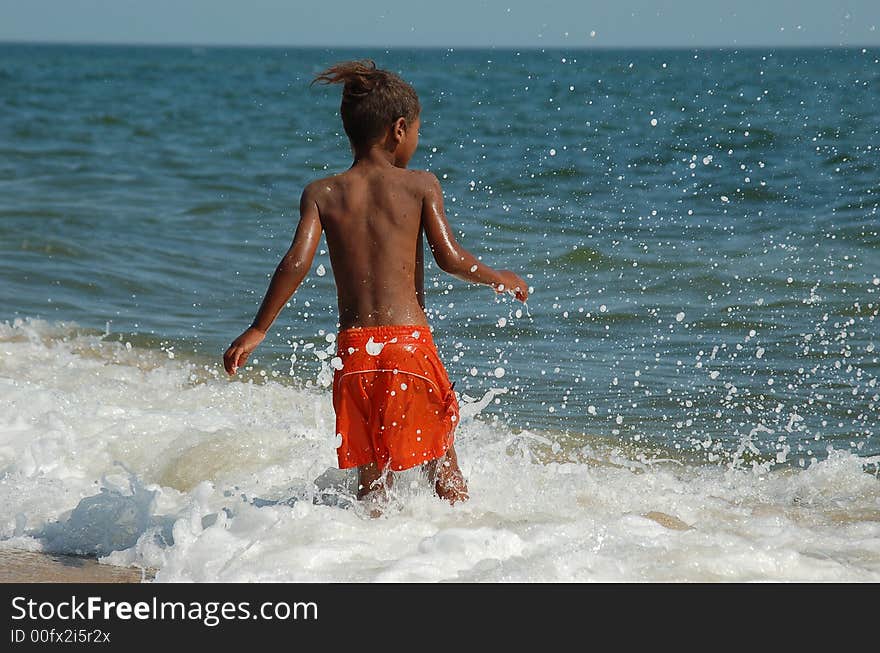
223,60,528,509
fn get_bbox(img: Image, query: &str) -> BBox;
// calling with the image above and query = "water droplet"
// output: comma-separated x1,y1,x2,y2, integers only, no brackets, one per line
365,338,385,355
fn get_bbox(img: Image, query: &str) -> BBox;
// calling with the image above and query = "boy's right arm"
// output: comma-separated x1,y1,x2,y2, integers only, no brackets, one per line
223,184,323,376
420,172,528,301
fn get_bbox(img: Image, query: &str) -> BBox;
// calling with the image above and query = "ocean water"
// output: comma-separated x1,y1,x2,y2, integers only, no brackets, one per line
0,44,878,581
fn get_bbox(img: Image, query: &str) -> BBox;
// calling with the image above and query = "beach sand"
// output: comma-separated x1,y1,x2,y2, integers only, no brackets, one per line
0,549,154,583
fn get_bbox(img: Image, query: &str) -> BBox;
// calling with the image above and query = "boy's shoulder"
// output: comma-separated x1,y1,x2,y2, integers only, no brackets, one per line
302,173,342,198
394,168,443,199
406,168,441,188
299,173,343,210
303,168,441,201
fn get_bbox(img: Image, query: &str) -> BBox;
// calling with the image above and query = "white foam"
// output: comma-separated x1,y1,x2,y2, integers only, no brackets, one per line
2,319,879,582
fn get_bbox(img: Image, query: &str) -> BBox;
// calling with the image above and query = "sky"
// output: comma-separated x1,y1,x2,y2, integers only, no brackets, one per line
0,0,878,48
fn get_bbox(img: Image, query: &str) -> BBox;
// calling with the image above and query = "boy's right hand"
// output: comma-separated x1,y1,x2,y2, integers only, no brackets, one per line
223,327,266,376
493,270,529,302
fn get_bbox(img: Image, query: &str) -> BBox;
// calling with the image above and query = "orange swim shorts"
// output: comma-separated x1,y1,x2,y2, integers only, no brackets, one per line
332,325,459,472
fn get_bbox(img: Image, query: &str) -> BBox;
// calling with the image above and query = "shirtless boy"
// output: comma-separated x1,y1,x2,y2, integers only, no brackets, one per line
223,60,528,509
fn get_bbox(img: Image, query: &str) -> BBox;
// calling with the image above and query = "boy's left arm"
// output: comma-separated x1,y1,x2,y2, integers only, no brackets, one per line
223,186,323,376
415,224,426,310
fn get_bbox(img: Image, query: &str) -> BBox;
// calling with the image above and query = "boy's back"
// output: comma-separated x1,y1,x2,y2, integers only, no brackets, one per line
308,163,430,329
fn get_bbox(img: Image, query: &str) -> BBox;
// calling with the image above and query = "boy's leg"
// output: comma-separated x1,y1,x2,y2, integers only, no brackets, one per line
425,444,468,504
357,462,394,516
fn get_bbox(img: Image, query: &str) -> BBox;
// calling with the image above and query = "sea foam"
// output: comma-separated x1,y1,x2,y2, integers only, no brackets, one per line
1,318,878,581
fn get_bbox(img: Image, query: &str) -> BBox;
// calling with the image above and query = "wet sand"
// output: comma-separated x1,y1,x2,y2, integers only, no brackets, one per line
0,549,154,583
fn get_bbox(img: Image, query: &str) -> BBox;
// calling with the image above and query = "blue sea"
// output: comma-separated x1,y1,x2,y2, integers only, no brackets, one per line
0,44,878,581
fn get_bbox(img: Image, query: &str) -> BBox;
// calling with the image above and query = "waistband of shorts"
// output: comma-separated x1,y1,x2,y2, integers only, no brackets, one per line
336,324,434,348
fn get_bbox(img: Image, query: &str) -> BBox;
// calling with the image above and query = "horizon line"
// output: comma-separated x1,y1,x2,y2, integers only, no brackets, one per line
1,38,878,51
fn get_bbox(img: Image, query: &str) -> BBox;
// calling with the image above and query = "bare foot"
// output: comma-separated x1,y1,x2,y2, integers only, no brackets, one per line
357,462,393,517
359,489,387,518
435,462,469,504
426,445,469,505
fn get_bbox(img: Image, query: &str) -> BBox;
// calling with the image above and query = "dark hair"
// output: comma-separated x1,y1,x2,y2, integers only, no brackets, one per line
312,60,421,147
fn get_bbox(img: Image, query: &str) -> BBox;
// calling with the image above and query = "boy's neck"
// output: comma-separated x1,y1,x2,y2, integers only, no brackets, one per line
351,144,397,168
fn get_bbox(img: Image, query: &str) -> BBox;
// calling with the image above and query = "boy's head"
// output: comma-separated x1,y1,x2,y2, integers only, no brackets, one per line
313,60,421,164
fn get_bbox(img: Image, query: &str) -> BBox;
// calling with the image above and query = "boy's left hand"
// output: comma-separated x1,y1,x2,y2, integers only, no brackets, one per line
493,270,529,302
223,327,266,375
